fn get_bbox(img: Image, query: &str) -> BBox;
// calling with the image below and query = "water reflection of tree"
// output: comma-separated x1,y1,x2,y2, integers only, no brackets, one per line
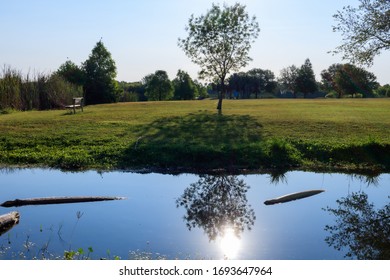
349,173,381,187
324,192,390,259
268,169,288,184
176,175,255,241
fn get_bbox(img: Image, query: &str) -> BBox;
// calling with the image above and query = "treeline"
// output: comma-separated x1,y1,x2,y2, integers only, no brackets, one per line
225,58,389,99
2,40,389,112
118,69,208,102
119,58,389,103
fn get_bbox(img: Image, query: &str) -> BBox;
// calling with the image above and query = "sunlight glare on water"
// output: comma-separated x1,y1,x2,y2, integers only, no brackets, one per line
219,226,241,259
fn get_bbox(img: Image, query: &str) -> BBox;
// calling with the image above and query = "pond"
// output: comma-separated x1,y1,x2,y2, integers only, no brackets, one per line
0,168,389,260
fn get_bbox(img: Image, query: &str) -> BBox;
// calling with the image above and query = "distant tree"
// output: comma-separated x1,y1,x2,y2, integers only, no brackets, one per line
320,63,343,95
228,72,251,99
83,40,119,104
143,70,173,101
278,65,299,98
295,59,318,98
332,0,390,66
374,84,390,97
228,69,277,99
322,63,378,98
56,60,85,87
128,81,147,101
117,81,144,102
246,68,277,98
193,80,209,99
178,3,260,113
173,70,198,100
335,64,379,97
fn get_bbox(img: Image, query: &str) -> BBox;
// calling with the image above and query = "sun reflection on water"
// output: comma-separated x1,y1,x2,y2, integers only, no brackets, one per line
219,227,241,259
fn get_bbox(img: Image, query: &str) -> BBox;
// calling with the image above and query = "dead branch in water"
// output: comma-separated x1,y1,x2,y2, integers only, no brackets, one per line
0,211,20,235
0,196,126,208
264,190,325,205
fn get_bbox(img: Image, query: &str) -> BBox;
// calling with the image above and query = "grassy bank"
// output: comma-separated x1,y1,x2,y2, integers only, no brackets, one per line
0,99,389,173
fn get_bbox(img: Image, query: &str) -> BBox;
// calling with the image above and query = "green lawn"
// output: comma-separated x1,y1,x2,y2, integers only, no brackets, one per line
1,99,389,173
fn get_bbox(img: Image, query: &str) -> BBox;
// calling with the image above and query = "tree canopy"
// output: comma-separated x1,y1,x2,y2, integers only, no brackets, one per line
321,63,378,97
295,59,318,98
178,2,260,112
278,65,299,97
143,70,173,101
228,68,277,99
172,70,198,100
278,59,317,98
56,60,85,87
332,0,390,66
83,40,119,105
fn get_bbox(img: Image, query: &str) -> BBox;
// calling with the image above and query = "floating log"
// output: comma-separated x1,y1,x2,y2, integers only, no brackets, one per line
0,211,20,235
0,196,126,208
264,189,325,205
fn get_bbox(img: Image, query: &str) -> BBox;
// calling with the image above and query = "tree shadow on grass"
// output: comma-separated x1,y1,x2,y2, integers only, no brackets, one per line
120,111,265,171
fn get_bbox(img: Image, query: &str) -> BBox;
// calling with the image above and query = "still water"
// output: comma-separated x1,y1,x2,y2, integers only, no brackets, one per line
0,168,389,260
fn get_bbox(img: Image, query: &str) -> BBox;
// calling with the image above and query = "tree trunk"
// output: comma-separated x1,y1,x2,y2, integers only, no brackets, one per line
1,196,125,208
217,78,225,114
217,94,223,114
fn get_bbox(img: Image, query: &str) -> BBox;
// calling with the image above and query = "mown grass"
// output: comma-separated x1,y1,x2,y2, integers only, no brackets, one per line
0,99,389,173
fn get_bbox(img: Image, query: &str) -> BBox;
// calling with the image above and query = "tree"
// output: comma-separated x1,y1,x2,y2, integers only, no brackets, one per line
228,68,277,99
278,65,299,98
117,81,145,102
374,84,390,97
193,80,209,99
320,63,343,95
335,64,378,97
83,40,119,104
56,60,85,87
143,70,173,101
295,59,318,98
321,63,378,97
246,68,277,98
332,0,390,66
178,3,260,113
172,70,198,100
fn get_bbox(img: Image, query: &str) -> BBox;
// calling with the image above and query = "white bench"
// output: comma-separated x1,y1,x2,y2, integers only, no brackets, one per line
65,97,84,114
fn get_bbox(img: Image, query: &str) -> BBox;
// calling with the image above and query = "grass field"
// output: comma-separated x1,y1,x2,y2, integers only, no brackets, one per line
1,99,389,173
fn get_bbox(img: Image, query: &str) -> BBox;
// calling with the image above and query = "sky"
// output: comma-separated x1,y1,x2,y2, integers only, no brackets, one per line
1,0,389,85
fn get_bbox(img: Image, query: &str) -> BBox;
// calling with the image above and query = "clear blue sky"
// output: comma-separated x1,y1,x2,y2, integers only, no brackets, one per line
1,0,389,84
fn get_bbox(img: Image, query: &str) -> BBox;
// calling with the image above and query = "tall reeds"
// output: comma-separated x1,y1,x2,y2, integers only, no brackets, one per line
0,65,83,111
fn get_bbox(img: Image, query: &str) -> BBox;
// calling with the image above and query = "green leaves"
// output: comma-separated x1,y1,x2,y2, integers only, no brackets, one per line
143,70,173,101
178,2,260,111
332,0,390,66
83,41,119,104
